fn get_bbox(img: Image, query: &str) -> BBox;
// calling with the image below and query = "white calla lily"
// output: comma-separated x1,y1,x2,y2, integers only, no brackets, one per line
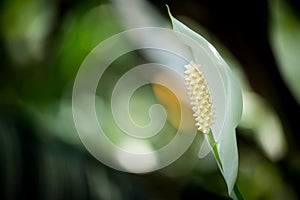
167,6,243,197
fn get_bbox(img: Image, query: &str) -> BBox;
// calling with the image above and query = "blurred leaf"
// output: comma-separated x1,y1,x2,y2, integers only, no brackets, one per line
270,0,300,104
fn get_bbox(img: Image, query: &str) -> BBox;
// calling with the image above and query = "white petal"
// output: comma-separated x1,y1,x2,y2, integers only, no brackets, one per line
167,9,242,195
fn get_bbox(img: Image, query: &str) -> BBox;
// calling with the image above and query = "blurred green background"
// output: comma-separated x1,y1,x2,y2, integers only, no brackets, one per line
1,0,300,199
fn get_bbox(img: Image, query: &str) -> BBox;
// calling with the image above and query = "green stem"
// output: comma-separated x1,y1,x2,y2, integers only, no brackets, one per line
233,184,244,200
207,130,244,200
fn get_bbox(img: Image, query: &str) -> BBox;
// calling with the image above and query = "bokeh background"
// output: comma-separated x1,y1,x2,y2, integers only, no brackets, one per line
1,0,300,199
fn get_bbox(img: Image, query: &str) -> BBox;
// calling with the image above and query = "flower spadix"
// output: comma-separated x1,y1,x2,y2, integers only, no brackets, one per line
184,62,214,134
167,6,243,196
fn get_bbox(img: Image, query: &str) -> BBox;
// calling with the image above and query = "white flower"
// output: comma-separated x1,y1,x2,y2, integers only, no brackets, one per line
167,6,243,196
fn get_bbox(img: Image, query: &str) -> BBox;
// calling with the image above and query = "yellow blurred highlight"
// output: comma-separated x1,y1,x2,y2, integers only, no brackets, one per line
152,84,181,129
152,69,196,132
